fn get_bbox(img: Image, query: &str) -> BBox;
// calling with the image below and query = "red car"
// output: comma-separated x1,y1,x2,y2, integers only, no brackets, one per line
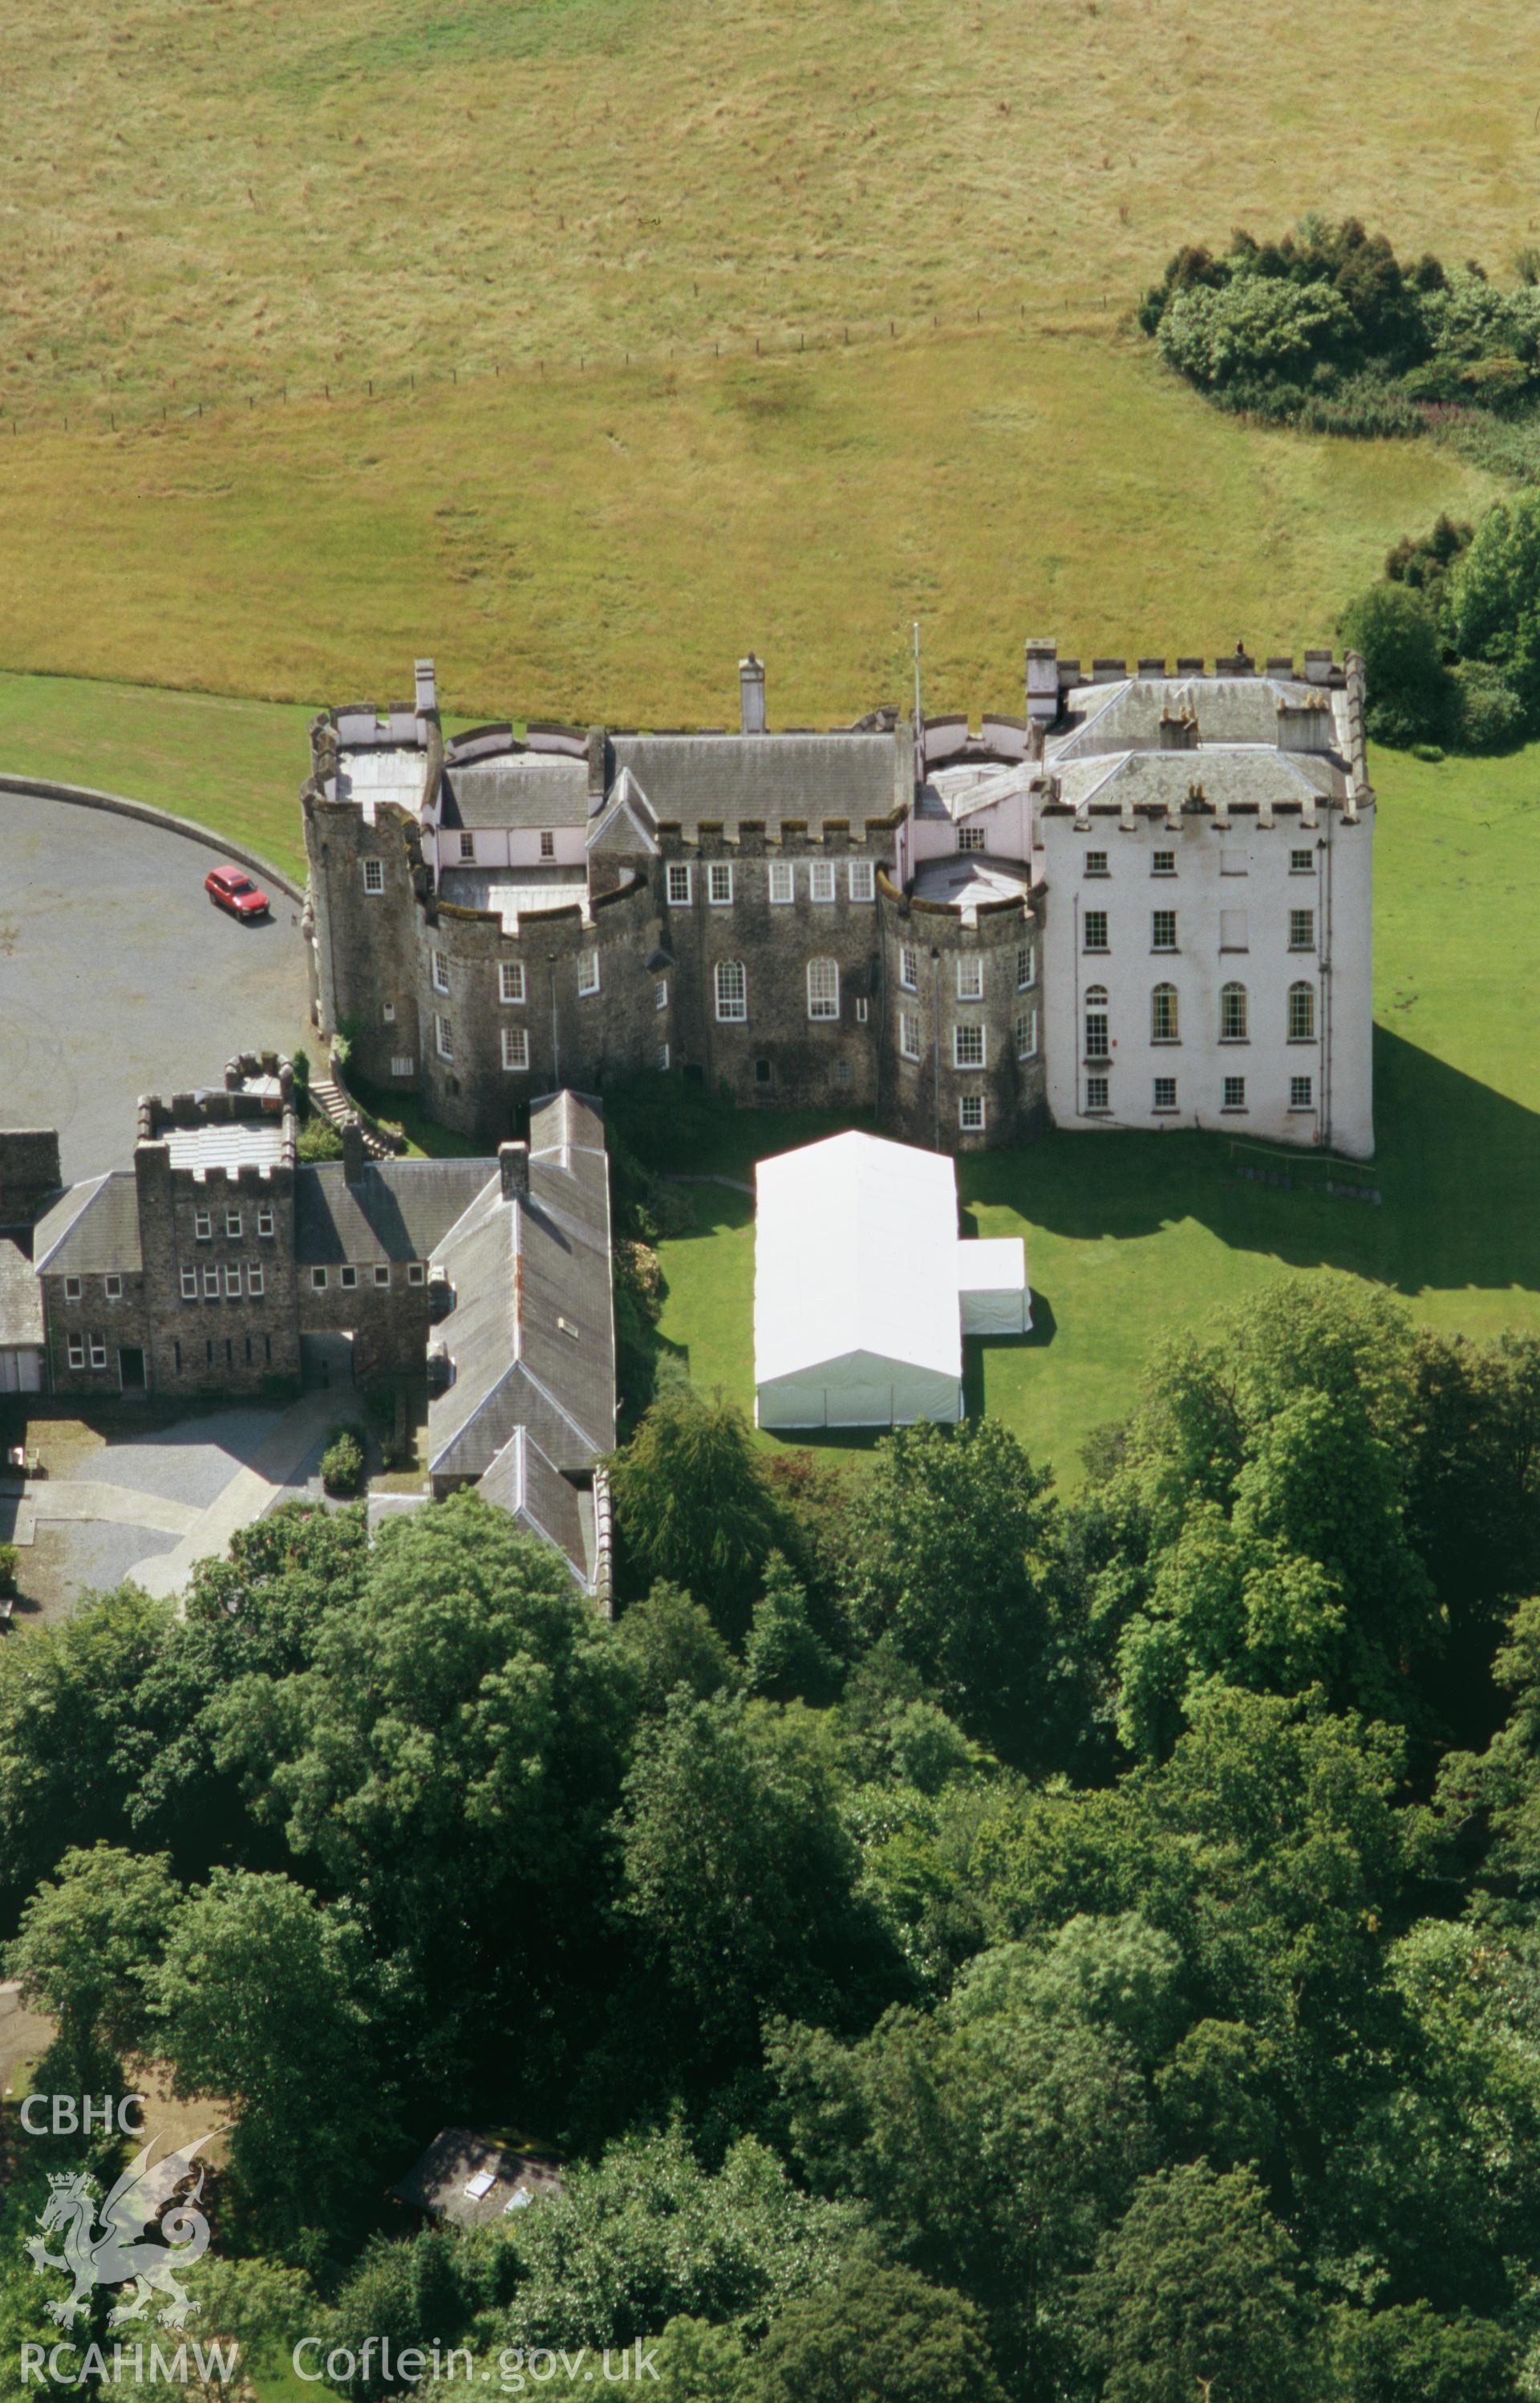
205,864,270,922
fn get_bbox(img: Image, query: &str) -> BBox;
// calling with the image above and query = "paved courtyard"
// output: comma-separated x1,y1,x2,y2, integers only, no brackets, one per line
0,789,313,1182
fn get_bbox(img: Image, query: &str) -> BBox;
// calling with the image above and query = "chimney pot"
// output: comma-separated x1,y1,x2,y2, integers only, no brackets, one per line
739,653,767,736
500,1140,529,1203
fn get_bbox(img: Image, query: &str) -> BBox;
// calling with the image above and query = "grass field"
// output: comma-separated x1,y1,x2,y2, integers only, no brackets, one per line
646,741,1540,1486
0,0,1532,712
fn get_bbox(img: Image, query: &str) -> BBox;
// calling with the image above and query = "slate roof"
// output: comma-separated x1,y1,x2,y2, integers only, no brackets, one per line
1049,745,1344,818
428,1092,614,1484
476,1427,595,1588
1051,676,1348,762
32,1175,143,1277
391,2127,562,2229
606,731,905,830
440,754,590,832
0,1240,43,1348
296,1159,497,1267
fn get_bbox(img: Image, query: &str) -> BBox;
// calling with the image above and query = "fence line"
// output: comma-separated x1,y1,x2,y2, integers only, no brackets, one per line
2,294,1125,443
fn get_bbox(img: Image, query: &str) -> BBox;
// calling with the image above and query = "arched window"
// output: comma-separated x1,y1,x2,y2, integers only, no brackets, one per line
1084,984,1109,1059
1151,983,1179,1044
1287,980,1315,1042
807,959,840,1021
714,960,748,1023
1219,981,1248,1042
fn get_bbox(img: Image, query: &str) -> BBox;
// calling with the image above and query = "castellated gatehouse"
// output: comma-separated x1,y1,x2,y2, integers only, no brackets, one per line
302,643,1375,1159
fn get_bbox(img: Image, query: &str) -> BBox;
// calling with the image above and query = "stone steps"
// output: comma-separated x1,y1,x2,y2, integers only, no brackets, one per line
308,1078,394,1161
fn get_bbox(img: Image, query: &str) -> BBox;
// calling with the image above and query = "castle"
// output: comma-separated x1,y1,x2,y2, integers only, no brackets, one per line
302,644,1375,1160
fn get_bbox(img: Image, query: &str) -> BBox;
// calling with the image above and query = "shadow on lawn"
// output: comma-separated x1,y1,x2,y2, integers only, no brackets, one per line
966,1027,1540,1304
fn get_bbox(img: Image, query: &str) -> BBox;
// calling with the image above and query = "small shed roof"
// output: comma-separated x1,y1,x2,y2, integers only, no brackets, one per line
391,2127,563,2229
755,1132,961,1386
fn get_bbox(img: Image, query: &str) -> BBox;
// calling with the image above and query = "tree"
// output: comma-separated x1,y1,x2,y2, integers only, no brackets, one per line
1077,2162,1315,2403
744,2262,1007,2403
9,1842,180,2080
1449,488,1540,722
744,1555,839,1704
151,1868,385,2247
1328,2301,1516,2403
614,1581,737,1716
841,1420,1071,1761
610,1390,788,1638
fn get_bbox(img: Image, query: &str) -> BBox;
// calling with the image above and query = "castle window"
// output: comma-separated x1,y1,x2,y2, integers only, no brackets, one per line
1222,1075,1247,1111
500,962,525,1005
1083,910,1108,953
769,862,794,904
1017,944,1035,990
1151,983,1180,1044
435,1014,453,1060
655,979,668,1011
67,1336,85,1370
383,1001,396,1023
715,960,748,1023
1084,850,1109,877
375,1264,391,1287
105,1275,123,1301
756,1059,772,1085
63,1277,81,1303
203,1268,221,1299
1152,910,1177,952
835,1060,853,1086
1085,1074,1109,1113
225,1210,242,1239
810,862,837,903
956,956,983,1001
1016,1009,1039,1061
540,830,556,860
311,1268,329,1291
432,951,449,993
957,826,987,853
407,1264,426,1286
1220,982,1248,1042
900,1013,922,1061
363,859,385,895
249,1264,265,1297
1153,1076,1177,1111
707,863,734,907
900,946,918,991
180,1268,198,1301
658,1043,671,1071
1287,981,1316,1041
855,997,869,1024
174,1342,182,1372
807,959,840,1021
959,1094,986,1132
1290,1074,1315,1110
459,830,475,863
1291,848,1315,874
1084,986,1109,1059
953,1023,986,1069
577,950,600,996
1220,909,1249,952
1152,850,1176,876
89,1336,107,1370
849,861,875,902
257,1207,274,1237
391,1056,415,1078
667,863,692,906
502,1026,529,1071
340,1266,358,1290
1289,908,1315,952
225,1267,241,1297
205,1339,214,1368
194,1212,212,1240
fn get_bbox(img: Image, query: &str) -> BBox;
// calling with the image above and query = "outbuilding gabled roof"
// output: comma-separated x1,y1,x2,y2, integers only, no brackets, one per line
32,1175,143,1277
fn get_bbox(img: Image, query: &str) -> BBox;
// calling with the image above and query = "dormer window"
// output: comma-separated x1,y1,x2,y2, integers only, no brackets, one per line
540,831,556,860
459,830,475,862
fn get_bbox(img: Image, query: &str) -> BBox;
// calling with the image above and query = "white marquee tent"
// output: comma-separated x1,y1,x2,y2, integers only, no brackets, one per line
753,1131,1030,1431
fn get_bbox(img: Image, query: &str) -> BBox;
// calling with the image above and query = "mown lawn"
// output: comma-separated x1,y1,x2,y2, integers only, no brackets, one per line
647,742,1540,1485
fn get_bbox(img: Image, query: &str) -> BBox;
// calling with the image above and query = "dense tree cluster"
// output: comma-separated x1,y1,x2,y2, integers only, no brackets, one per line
3,1285,1540,2398
1339,492,1540,752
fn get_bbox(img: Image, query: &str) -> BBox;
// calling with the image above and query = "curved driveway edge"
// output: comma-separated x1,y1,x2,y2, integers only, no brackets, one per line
0,771,306,906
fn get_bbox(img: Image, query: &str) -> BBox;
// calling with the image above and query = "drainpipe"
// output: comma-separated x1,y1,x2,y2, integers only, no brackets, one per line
548,954,560,1088
930,946,942,1151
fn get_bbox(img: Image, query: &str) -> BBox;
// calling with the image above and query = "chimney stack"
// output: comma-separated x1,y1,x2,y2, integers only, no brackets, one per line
1024,639,1060,728
342,1122,367,1185
414,656,438,718
740,653,767,736
500,1141,529,1203
1157,709,1199,752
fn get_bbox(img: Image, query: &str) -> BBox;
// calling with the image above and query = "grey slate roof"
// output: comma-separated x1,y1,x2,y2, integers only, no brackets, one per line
33,1175,143,1277
606,731,905,830
1050,745,1344,818
1051,676,1348,762
428,1092,614,1484
296,1159,497,1267
476,1427,594,1588
440,754,589,832
0,1240,43,1348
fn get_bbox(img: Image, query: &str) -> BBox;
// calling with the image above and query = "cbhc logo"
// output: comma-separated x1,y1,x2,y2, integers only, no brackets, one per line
18,2095,148,2135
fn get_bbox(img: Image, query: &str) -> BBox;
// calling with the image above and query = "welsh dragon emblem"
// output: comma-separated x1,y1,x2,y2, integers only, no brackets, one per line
25,2134,217,2330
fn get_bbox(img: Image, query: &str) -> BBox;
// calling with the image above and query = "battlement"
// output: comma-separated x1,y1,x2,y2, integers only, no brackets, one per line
136,1057,297,1183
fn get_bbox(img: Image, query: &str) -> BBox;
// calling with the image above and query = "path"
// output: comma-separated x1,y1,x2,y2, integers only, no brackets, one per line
132,1392,353,1601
